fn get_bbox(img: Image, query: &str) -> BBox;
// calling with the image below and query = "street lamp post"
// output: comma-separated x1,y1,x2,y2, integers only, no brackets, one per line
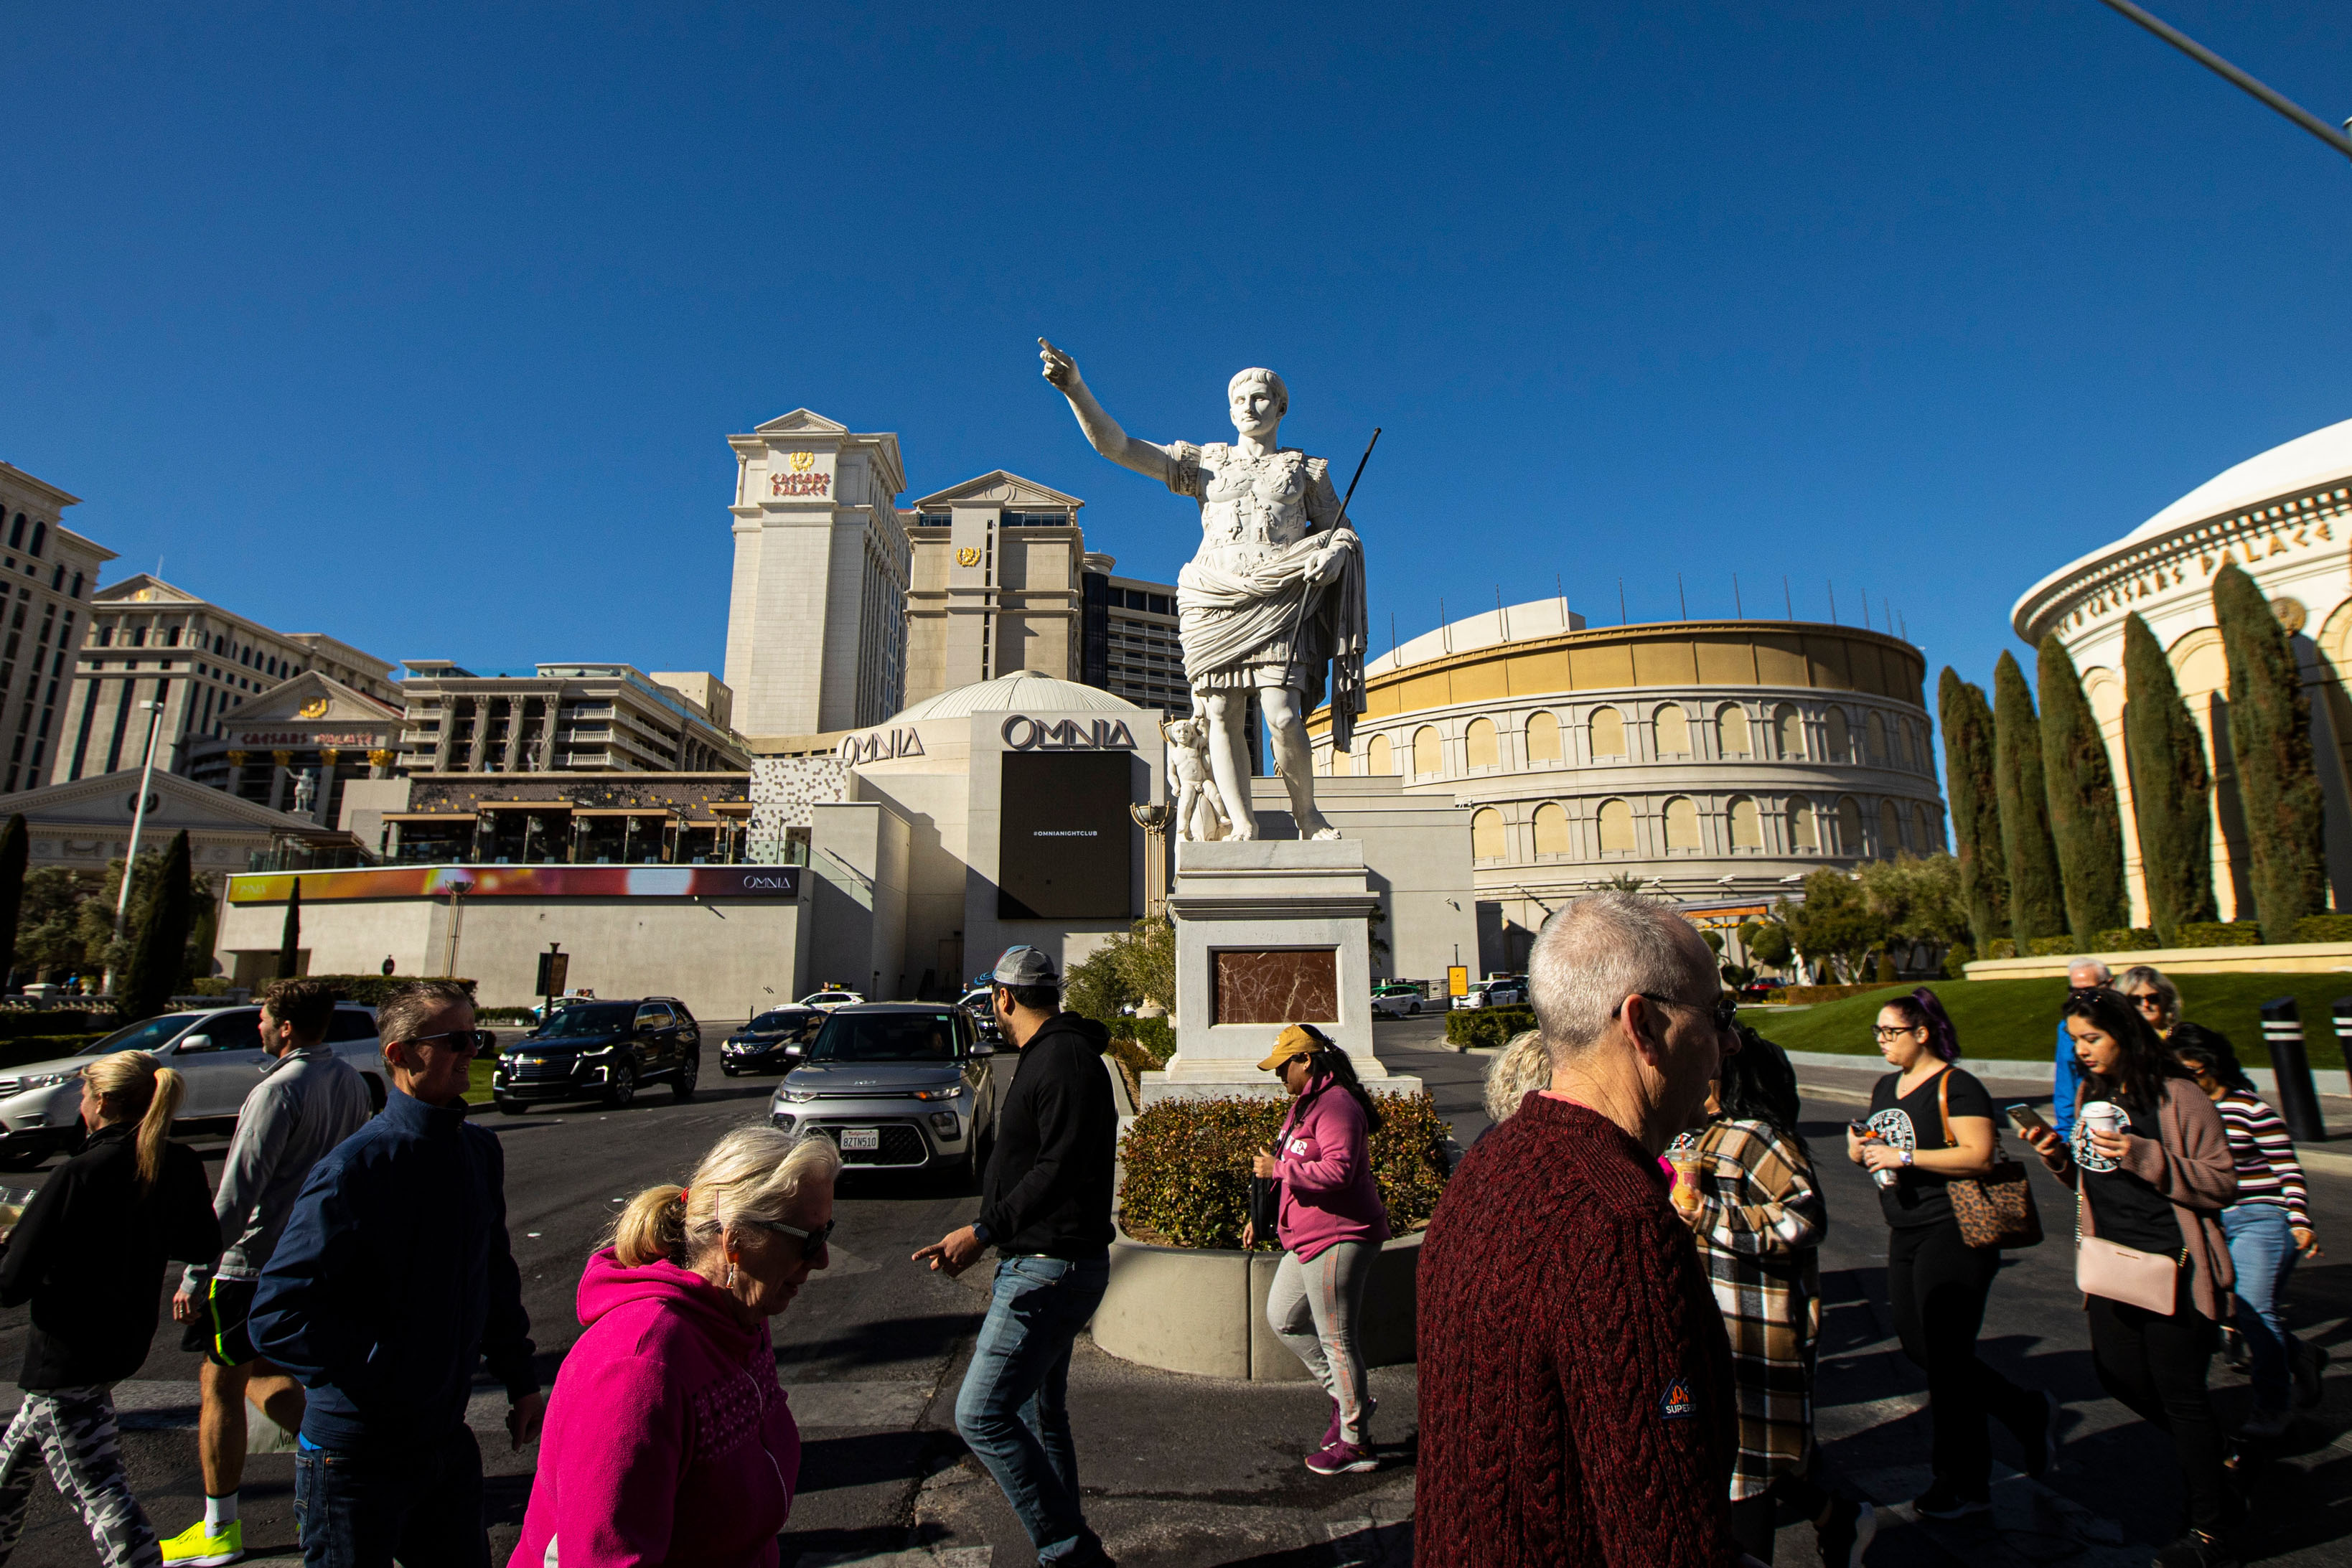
441,878,474,977
2093,0,2352,164
101,699,167,997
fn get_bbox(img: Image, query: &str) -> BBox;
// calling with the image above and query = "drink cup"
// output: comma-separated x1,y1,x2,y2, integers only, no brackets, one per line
2080,1102,2126,1142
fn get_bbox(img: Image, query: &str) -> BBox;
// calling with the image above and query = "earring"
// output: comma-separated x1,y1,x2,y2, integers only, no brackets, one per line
726,1262,738,1289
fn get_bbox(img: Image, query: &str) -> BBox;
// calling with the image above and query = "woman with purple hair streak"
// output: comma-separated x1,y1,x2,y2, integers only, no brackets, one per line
1847,988,2060,1519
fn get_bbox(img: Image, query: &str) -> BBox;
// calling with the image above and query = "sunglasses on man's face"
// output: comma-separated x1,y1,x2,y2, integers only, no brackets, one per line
404,1029,486,1055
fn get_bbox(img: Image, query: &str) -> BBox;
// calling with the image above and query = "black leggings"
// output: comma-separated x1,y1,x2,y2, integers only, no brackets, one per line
1887,1219,2043,1495
2086,1272,2229,1534
1728,1470,1832,1564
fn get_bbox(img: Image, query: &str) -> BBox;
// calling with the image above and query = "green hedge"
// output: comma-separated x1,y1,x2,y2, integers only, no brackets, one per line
2175,922,2265,949
1781,983,1906,1005
0,1010,116,1039
1987,939,2017,959
1445,1006,1535,1049
2023,936,2079,958
304,976,477,1006
2093,928,2160,952
0,1036,108,1066
2291,915,2352,944
476,1007,538,1025
1117,1091,1451,1250
1111,1016,1173,1066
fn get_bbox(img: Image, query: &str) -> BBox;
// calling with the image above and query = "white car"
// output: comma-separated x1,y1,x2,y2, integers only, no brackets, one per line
1451,980,1529,1011
0,1005,394,1168
1370,984,1427,1018
797,990,866,1010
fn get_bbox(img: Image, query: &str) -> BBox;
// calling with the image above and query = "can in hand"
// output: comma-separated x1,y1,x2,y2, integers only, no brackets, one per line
1850,1120,1900,1189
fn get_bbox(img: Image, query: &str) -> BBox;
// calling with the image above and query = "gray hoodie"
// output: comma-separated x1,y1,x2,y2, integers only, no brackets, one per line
183,1042,375,1286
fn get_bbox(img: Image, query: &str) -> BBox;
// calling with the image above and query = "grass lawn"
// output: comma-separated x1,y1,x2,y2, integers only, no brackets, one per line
467,1058,497,1104
1742,972,2352,1071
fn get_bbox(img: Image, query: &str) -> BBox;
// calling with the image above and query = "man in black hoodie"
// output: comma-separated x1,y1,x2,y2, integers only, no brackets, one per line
914,945,1116,1567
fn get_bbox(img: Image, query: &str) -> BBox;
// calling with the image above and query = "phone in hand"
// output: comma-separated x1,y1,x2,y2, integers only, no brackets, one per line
2005,1102,2051,1137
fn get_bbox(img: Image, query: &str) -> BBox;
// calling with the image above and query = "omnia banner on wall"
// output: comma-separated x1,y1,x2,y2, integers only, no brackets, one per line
227,865,802,903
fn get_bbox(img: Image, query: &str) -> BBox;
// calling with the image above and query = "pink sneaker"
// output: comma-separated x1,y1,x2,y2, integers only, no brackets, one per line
1320,1399,1341,1448
1305,1440,1377,1475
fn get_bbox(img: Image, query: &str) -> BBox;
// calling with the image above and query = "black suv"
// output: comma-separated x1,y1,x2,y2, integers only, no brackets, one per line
492,997,701,1113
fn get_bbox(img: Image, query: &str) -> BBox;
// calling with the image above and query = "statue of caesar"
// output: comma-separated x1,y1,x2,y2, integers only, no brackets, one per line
1041,339,1367,840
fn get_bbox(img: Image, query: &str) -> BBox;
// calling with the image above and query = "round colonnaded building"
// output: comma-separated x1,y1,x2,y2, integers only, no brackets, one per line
1306,598,1946,970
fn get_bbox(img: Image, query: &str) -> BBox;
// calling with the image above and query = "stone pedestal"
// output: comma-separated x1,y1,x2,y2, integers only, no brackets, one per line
1140,840,1423,1107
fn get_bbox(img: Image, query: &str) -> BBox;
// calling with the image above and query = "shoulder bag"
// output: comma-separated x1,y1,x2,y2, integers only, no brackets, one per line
2075,1193,2183,1314
1939,1070,2043,1250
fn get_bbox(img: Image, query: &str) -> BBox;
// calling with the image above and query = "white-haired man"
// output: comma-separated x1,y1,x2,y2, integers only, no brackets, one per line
1416,890,1761,1567
2053,957,2112,1140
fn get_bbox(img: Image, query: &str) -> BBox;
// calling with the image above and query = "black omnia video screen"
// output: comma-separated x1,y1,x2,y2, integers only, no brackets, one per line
998,751,1135,919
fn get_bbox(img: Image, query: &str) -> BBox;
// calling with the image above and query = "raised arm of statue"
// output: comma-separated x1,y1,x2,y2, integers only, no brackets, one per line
1039,339,1176,489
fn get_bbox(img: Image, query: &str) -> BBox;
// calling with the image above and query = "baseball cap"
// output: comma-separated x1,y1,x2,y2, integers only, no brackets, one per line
990,946,1059,987
1256,1023,1331,1073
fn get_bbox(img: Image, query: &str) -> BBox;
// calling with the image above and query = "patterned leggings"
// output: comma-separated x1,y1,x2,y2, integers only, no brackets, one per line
0,1387,159,1567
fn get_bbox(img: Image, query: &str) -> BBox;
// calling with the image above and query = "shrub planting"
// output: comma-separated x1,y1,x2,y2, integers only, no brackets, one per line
1445,1006,1535,1049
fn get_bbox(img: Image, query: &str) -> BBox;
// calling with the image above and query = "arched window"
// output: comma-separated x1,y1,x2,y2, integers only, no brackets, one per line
1826,708,1851,763
1654,703,1690,756
1315,746,1333,776
1717,704,1751,756
1471,807,1506,862
1664,795,1700,850
1900,718,1919,769
1598,797,1635,854
1879,797,1903,857
1729,795,1761,849
1412,725,1442,776
28,522,45,558
1776,703,1804,759
1368,733,1393,774
1532,801,1570,856
1525,710,1561,761
1837,795,1864,854
69,572,82,598
1790,799,1818,850
1914,802,1939,852
1590,706,1626,759
1465,716,1499,769
6,515,21,550
1866,712,1888,766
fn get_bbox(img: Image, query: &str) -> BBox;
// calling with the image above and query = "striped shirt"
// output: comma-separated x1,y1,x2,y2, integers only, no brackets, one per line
2216,1089,2310,1229
1672,1118,1827,1500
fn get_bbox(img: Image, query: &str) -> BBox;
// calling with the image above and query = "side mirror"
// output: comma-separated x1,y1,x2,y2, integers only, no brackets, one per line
177,1034,212,1053
973,1041,997,1058
476,1030,498,1053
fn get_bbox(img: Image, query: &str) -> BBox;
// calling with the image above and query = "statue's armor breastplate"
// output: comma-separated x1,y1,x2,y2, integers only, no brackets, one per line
1196,446,1314,566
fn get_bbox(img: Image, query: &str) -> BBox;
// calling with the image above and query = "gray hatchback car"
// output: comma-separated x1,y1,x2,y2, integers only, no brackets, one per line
769,1003,996,1181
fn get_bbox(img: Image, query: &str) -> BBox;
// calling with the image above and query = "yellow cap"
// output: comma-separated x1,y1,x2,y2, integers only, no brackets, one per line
1257,1023,1330,1073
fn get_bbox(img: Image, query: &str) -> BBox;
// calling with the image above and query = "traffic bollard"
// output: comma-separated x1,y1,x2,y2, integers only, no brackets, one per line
2262,998,2327,1143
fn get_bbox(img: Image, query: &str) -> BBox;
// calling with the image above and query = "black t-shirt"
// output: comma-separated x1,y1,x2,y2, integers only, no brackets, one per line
1865,1065,1993,1229
2076,1094,2180,1254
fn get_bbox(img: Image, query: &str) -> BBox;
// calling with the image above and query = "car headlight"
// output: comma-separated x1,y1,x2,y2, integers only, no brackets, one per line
910,1086,965,1101
10,1071,78,1093
782,1086,817,1103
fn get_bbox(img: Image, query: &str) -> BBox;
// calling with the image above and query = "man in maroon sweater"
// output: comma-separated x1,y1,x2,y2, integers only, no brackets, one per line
1417,889,1760,1568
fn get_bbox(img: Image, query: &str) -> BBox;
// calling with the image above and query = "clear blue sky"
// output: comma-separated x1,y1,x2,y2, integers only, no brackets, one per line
4,1,2348,711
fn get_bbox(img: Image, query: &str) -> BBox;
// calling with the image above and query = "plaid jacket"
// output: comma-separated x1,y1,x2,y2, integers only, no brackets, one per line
1672,1117,1827,1498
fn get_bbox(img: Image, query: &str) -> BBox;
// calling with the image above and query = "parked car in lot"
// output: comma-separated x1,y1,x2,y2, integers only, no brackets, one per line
956,987,1003,1042
1370,982,1427,1018
1451,979,1528,1010
719,1006,825,1076
492,997,700,1112
797,990,865,1010
1739,979,1783,1000
769,1003,996,1182
0,1005,390,1168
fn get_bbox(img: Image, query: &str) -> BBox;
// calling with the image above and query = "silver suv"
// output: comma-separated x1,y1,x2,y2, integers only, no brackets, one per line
0,1005,390,1168
769,1003,997,1182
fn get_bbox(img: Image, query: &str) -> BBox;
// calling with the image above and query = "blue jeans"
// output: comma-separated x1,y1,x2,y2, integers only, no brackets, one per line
955,1254,1110,1564
2221,1203,2302,1414
293,1425,487,1568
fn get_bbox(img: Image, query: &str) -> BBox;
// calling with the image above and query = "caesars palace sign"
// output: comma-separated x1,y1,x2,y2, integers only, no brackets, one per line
838,716,1140,765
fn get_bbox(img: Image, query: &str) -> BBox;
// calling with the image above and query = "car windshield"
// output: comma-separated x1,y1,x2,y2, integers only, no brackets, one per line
78,1014,200,1056
807,1013,960,1063
746,1010,817,1038
534,1002,637,1039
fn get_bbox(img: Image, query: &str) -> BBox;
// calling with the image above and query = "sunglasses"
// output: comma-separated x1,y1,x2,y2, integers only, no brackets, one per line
1873,1024,1926,1041
741,1216,835,1256
403,1029,487,1054
1614,992,1740,1033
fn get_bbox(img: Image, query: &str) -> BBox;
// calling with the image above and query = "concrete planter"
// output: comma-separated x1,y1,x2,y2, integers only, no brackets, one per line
1091,1231,1422,1381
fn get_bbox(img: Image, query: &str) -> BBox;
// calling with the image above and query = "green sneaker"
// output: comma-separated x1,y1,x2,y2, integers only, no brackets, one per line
159,1518,243,1565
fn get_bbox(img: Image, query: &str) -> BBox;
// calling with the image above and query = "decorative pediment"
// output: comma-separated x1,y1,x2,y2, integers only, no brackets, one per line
92,573,205,606
754,409,851,436
227,670,401,724
1,768,332,835
910,471,1085,511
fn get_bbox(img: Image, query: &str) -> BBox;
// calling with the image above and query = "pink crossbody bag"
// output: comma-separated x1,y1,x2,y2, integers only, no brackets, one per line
2074,1192,2183,1314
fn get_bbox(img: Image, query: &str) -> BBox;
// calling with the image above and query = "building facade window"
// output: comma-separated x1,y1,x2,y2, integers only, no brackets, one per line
1790,799,1818,850
1471,807,1506,862
1663,795,1700,850
1913,801,1939,850
1654,703,1690,757
1367,733,1392,774
1879,797,1903,856
1598,797,1635,854
1526,710,1560,761
1776,703,1804,759
1836,794,1864,855
1532,801,1570,856
1465,716,1499,769
1826,708,1851,764
1412,725,1441,776
1717,703,1751,756
1728,795,1762,848
1590,705,1626,759
1867,711,1888,766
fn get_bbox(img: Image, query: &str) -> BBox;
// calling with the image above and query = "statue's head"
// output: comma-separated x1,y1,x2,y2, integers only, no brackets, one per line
1228,367,1288,439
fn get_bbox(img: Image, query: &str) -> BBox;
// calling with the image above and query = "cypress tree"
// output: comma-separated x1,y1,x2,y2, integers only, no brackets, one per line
2038,633,2130,940
2120,611,2213,944
119,831,193,1022
0,815,27,993
278,877,303,980
1992,650,2067,943
2213,563,2327,941
1937,669,2010,950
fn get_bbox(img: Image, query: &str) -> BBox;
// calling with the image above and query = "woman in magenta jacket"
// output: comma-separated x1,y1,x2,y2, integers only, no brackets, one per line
1245,1023,1392,1476
512,1127,840,1568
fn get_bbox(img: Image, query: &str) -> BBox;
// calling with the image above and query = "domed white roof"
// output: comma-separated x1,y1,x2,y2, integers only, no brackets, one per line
2121,416,2352,545
890,667,1147,723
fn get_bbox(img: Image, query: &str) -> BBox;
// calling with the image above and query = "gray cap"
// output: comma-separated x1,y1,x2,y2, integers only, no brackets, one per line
990,945,1059,987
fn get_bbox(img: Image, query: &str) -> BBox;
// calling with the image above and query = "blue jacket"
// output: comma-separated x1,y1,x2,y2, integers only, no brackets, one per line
2053,1020,2082,1137
251,1087,538,1452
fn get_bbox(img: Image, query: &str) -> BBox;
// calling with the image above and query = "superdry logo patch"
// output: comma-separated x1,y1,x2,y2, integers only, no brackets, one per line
1659,1377,1696,1419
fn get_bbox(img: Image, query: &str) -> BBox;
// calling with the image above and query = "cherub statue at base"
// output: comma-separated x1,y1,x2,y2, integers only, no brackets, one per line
1165,717,1231,843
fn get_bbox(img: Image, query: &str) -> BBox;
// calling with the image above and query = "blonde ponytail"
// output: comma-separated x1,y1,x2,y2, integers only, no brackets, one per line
613,1183,689,1267
1483,1029,1555,1124
609,1129,843,1268
80,1052,183,1192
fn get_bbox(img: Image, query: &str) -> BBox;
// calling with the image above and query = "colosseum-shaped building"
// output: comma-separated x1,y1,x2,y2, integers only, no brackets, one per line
1306,598,1946,970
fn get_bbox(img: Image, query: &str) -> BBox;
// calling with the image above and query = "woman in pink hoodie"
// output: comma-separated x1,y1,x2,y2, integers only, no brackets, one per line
1244,1023,1392,1477
512,1127,841,1568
